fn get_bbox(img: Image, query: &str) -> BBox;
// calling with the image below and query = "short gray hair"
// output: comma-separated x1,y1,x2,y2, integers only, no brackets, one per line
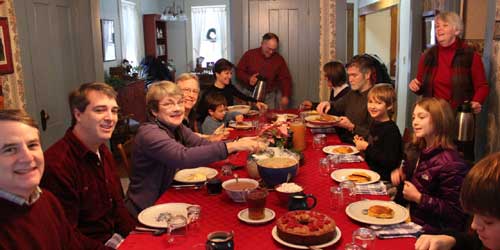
146,81,183,120
436,11,464,37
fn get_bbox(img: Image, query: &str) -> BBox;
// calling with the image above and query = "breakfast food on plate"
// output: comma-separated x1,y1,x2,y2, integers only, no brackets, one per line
332,146,354,154
184,173,206,182
318,114,337,122
367,205,395,219
347,172,372,183
276,210,336,245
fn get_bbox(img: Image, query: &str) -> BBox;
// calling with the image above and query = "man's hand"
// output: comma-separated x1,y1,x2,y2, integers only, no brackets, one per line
249,73,259,86
403,181,422,204
470,101,482,114
280,96,289,109
415,235,456,250
255,102,268,111
316,101,331,114
409,78,422,92
336,116,355,131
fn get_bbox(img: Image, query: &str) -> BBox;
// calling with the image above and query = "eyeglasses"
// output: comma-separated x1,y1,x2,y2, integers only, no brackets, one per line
159,100,184,110
181,88,200,95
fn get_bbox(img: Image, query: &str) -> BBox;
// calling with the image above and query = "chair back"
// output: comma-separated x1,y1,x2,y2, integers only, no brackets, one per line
117,137,134,176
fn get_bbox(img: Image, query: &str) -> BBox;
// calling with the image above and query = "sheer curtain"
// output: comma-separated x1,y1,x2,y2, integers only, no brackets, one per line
121,0,140,66
191,6,228,66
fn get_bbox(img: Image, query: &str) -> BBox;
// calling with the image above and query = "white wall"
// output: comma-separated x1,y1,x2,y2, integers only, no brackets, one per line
364,9,391,69
100,0,122,74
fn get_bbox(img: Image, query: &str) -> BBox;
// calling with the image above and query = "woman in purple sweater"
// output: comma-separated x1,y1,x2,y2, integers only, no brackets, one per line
391,98,469,233
125,81,266,216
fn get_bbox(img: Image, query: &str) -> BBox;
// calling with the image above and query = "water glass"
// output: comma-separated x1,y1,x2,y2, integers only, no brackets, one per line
166,215,188,244
339,180,357,204
329,186,343,211
312,134,327,150
319,158,330,176
327,154,340,172
352,227,376,250
221,164,232,176
186,205,201,233
344,242,364,250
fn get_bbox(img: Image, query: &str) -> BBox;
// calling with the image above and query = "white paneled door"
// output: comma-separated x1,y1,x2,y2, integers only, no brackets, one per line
16,0,79,148
246,0,311,107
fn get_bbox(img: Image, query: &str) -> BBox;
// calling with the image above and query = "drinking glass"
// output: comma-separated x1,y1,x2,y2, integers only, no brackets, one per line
312,134,327,150
319,158,330,176
327,154,340,172
344,242,364,250
352,227,376,250
186,205,201,233
166,215,188,244
246,189,268,220
329,186,343,211
339,180,357,204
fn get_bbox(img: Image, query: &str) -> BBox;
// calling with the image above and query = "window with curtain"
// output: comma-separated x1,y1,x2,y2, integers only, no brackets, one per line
121,0,140,66
191,5,228,67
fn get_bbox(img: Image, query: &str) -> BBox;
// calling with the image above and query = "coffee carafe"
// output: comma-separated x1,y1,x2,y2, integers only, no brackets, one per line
252,75,266,102
456,101,474,142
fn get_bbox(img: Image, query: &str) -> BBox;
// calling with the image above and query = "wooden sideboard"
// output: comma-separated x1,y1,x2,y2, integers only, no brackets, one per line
117,79,147,123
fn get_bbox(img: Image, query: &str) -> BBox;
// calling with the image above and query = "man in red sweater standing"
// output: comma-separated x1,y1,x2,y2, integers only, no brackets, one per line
0,109,83,249
236,32,293,109
42,82,136,249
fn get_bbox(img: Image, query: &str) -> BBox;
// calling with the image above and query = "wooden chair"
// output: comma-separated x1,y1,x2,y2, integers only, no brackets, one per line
116,137,134,177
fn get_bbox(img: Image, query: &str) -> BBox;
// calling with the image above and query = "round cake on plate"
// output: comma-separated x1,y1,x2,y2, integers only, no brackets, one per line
276,210,336,245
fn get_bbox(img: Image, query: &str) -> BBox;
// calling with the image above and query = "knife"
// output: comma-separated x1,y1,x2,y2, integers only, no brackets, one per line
170,184,203,189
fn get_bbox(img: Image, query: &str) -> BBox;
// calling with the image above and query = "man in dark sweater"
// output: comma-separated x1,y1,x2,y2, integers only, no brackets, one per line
0,109,83,250
42,83,136,249
317,55,376,143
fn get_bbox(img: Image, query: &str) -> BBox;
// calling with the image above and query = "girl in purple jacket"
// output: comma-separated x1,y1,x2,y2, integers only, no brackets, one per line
391,98,469,233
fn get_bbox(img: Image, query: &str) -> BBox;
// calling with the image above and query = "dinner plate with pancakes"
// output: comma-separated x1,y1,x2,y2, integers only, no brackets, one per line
228,121,254,130
322,145,359,155
174,167,218,183
330,168,380,185
304,114,340,125
345,200,409,225
138,203,191,228
227,105,251,114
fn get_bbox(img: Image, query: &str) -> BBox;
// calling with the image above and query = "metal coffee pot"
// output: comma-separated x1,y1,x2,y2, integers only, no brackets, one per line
456,101,475,142
252,75,267,102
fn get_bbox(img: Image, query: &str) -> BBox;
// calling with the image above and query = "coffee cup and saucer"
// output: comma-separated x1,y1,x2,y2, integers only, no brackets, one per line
237,189,275,224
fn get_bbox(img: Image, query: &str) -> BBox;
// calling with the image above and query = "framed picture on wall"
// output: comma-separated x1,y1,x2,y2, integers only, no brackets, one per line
0,17,14,74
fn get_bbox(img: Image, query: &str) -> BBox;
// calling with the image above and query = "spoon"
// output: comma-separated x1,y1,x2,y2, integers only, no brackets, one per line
234,173,239,183
286,173,292,183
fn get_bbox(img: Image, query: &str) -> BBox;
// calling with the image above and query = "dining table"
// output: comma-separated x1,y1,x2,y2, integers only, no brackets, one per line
118,111,416,250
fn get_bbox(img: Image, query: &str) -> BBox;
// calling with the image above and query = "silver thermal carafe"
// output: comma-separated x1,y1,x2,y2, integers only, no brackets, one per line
252,75,267,102
456,102,475,142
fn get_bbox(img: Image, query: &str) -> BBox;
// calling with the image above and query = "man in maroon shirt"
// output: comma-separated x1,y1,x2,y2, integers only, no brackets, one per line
0,109,83,250
41,82,136,249
236,32,293,109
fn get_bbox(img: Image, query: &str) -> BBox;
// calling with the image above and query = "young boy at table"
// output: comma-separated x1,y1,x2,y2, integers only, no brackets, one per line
201,92,244,134
353,83,402,181
414,151,500,250
391,98,469,233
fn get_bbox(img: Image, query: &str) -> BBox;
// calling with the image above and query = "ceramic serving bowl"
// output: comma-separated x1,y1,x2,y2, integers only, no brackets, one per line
257,157,299,187
221,178,259,203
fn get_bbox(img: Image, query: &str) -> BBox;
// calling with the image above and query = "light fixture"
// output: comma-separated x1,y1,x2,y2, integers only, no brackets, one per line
160,1,188,22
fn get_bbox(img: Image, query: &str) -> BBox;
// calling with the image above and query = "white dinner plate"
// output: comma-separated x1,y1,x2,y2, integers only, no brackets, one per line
304,115,340,125
322,145,359,155
330,168,380,185
227,105,251,114
237,208,275,224
305,122,334,128
228,121,253,130
138,203,191,228
274,113,298,120
173,167,218,183
271,226,341,249
345,200,409,225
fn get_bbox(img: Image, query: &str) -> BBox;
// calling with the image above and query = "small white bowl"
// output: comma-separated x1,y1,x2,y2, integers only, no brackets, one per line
222,178,259,203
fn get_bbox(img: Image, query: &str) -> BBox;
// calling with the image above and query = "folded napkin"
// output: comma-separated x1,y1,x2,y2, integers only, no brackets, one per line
354,181,387,195
369,222,423,239
336,154,364,163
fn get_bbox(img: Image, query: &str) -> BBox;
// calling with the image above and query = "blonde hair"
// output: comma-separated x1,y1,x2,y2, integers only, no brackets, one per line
146,81,183,120
175,73,199,83
436,11,464,37
412,98,455,149
367,83,396,117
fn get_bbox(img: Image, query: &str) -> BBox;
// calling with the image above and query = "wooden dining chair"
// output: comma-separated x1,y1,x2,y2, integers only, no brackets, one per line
116,136,134,177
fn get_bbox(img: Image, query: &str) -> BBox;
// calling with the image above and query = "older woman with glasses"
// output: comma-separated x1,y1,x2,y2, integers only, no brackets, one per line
125,81,267,216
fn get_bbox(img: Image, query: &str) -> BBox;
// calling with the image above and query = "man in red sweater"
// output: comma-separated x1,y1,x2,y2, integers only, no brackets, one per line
42,82,136,249
0,109,83,249
236,32,293,109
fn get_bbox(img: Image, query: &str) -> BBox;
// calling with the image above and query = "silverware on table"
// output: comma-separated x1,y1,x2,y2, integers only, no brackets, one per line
131,226,167,236
170,184,203,190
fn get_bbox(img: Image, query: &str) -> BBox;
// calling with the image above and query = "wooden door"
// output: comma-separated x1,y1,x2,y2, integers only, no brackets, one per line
16,0,79,147
246,0,309,106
